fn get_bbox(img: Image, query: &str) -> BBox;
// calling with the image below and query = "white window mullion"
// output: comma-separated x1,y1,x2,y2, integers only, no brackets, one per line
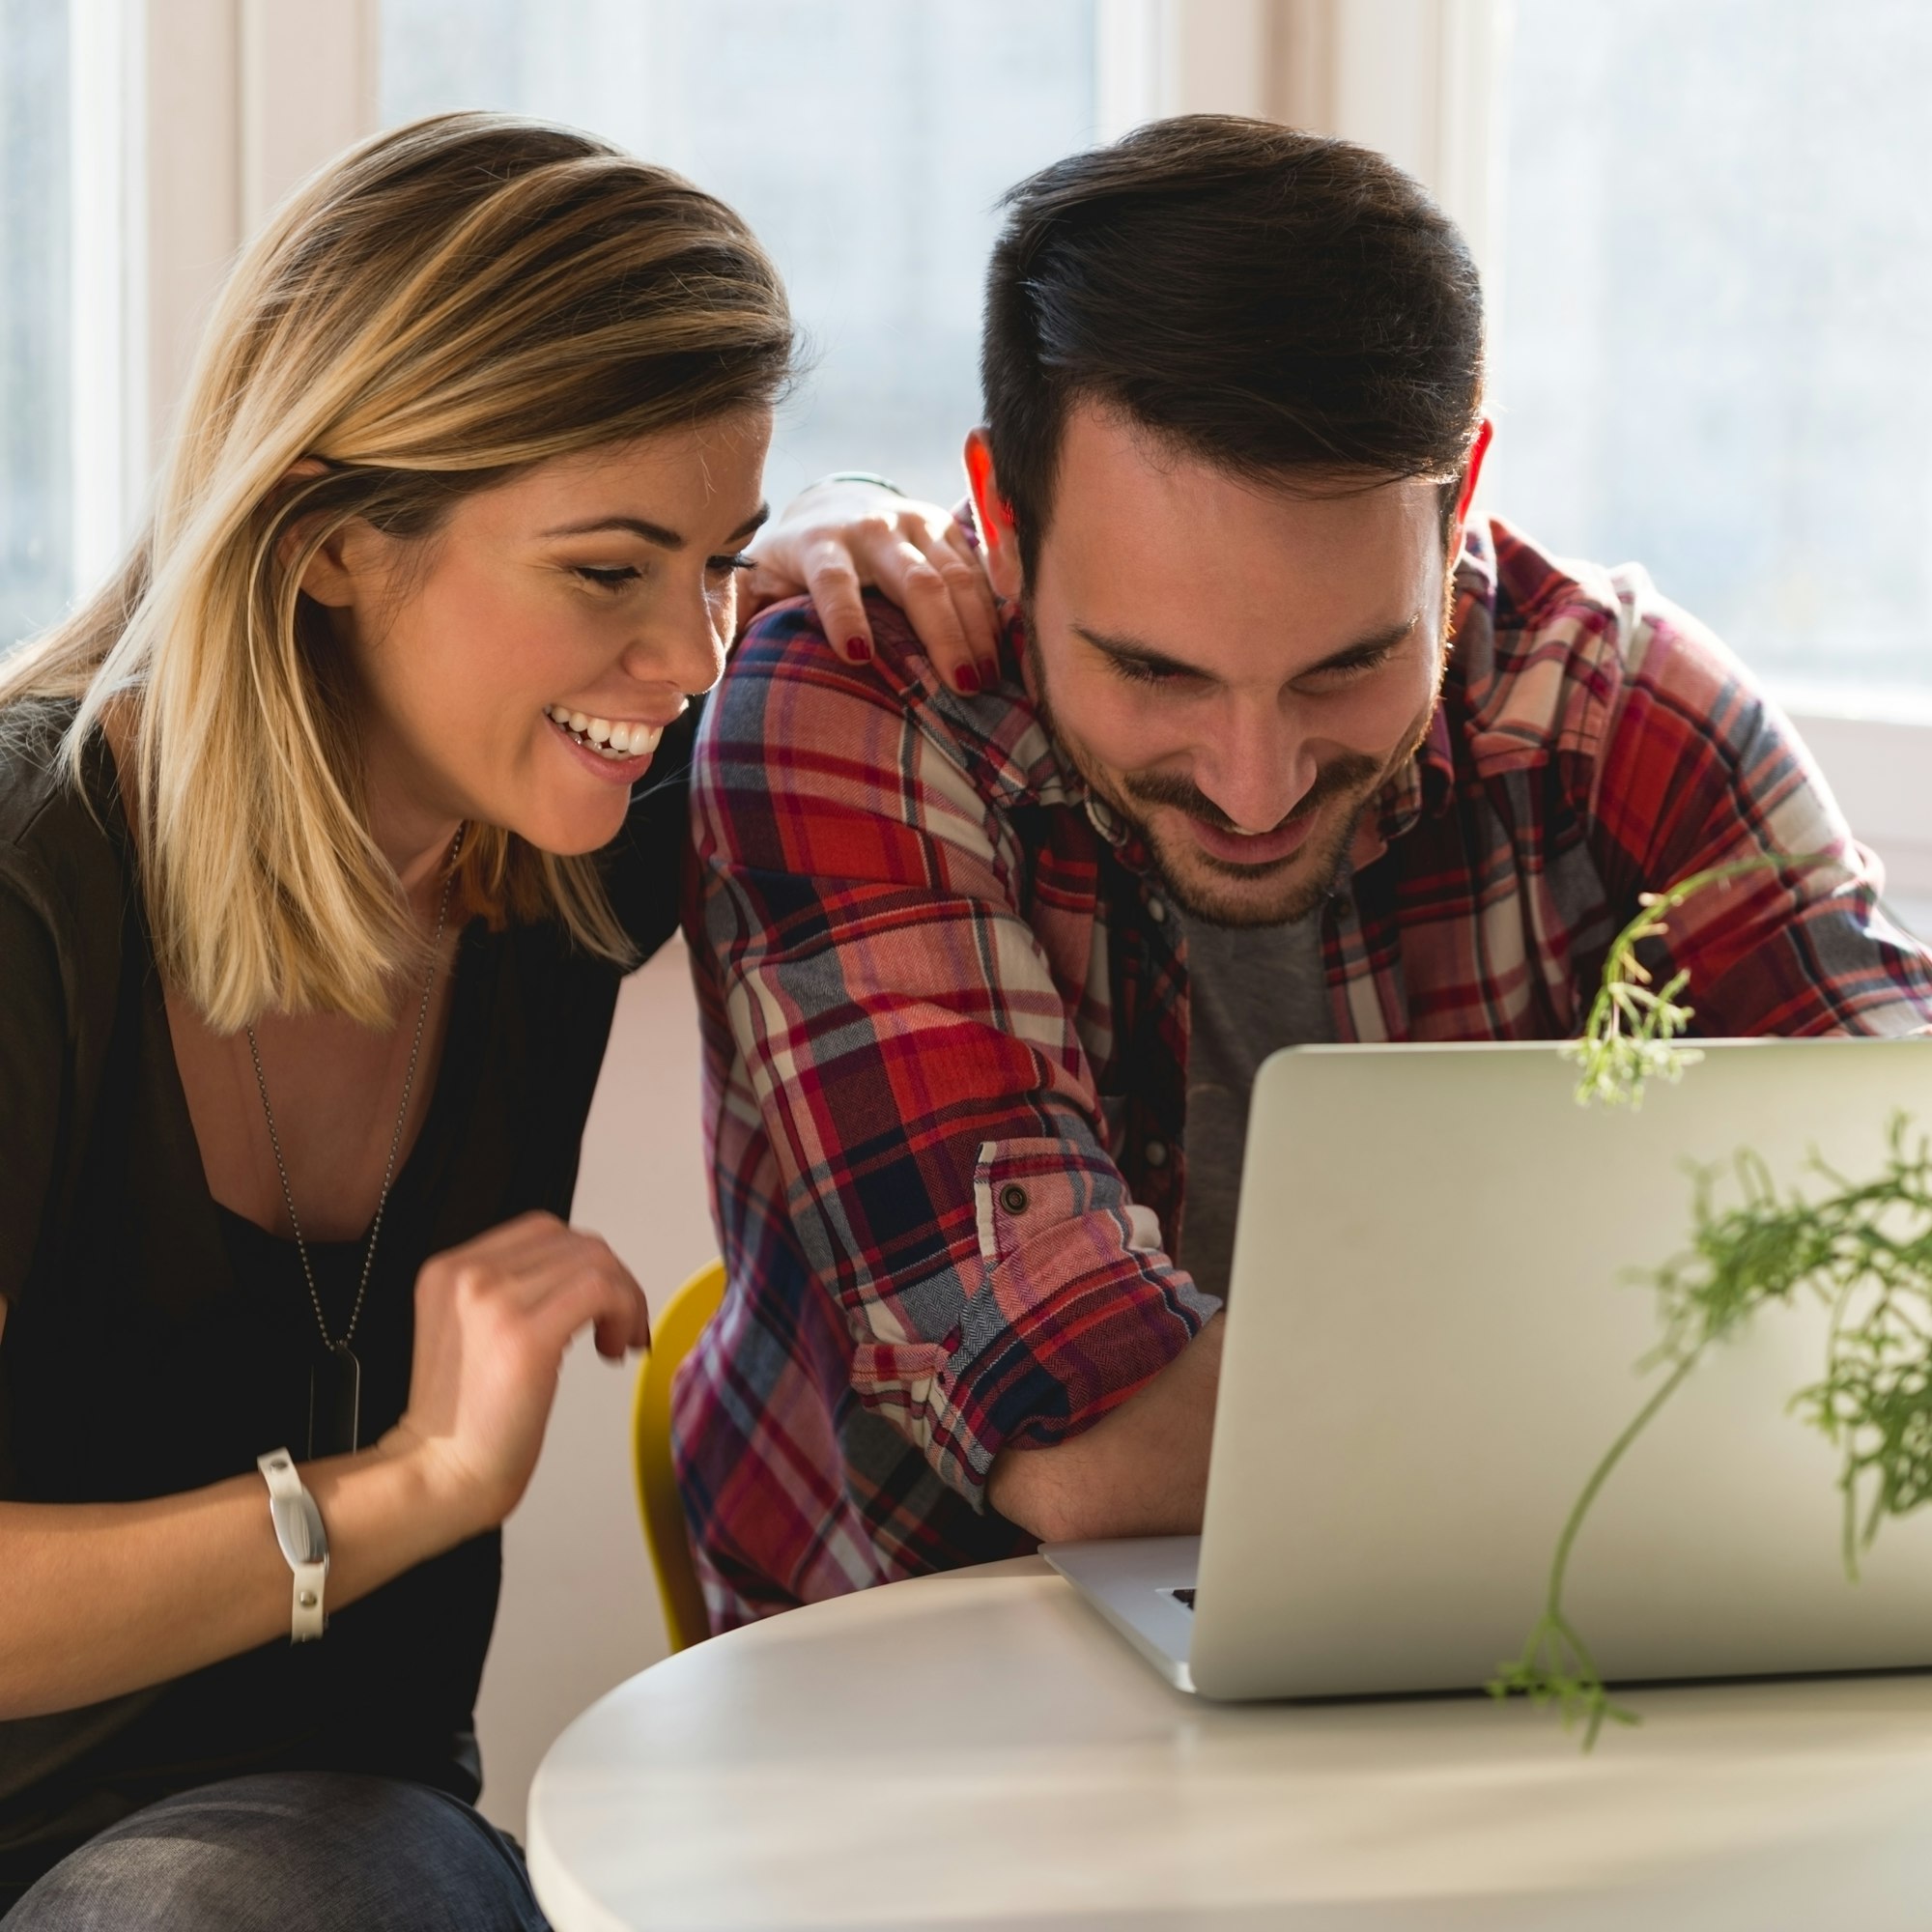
239,0,377,236
68,0,145,582
137,0,375,487
142,0,241,479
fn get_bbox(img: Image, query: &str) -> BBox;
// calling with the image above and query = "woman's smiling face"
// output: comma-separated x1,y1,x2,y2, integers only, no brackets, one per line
308,411,771,861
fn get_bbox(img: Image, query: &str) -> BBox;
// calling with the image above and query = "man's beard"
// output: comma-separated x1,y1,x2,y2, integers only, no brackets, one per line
1029,624,1437,930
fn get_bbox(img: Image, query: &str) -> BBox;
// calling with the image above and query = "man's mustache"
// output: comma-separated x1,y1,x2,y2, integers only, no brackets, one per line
1122,752,1383,838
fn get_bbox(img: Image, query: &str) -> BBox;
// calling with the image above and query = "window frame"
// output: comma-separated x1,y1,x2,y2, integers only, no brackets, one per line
1294,0,1930,911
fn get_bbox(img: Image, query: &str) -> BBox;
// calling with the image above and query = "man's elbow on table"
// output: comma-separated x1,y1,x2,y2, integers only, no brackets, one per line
985,1315,1226,1544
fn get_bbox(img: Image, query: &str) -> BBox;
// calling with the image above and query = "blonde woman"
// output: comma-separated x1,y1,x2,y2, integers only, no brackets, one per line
0,114,981,1928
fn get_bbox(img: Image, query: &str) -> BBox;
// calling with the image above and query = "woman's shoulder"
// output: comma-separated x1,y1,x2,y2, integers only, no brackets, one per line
0,699,129,939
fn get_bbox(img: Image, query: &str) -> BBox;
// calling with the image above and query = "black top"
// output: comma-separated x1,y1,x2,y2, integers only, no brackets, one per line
0,699,694,1897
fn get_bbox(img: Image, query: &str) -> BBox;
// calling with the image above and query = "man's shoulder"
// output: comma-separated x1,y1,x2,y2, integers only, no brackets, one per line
1456,518,1751,776
700,593,1066,816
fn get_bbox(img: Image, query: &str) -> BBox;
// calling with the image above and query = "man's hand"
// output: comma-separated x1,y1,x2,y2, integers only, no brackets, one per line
741,478,1002,696
986,1315,1225,1543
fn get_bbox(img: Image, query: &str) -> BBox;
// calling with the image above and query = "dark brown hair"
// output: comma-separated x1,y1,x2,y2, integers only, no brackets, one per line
980,115,1485,570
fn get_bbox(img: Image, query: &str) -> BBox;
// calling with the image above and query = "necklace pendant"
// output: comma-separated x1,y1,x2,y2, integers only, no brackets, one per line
307,1343,362,1459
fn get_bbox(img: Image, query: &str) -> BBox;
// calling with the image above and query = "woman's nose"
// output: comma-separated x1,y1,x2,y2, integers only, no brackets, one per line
623,580,731,696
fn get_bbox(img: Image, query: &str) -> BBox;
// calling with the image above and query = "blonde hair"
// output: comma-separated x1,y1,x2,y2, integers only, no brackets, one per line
0,113,792,1030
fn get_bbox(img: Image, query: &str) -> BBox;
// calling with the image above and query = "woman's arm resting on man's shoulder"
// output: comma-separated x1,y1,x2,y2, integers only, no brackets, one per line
741,476,1001,696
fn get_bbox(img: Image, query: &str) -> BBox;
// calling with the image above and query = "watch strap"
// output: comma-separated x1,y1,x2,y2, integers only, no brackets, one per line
258,1449,329,1641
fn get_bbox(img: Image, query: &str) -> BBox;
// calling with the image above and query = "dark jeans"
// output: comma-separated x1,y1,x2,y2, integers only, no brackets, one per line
1,1773,549,1930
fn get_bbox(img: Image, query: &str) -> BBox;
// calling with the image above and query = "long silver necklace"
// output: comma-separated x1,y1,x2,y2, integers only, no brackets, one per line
245,829,463,1458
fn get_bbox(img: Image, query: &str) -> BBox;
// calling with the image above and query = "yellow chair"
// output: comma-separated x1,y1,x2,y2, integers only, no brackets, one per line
631,1258,726,1653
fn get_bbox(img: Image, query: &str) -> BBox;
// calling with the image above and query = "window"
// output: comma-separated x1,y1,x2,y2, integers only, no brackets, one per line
1491,0,1932,717
380,0,1101,511
0,0,71,652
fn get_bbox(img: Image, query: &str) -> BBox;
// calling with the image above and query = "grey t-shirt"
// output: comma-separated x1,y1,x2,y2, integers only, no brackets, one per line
1175,905,1335,1303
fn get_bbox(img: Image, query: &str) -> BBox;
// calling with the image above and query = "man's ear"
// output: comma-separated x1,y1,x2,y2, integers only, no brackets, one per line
1448,416,1494,553
272,458,362,609
963,429,1024,604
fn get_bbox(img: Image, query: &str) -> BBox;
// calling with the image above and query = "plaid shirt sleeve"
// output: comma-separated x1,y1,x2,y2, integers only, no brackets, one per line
690,603,1217,1506
1561,565,1932,1035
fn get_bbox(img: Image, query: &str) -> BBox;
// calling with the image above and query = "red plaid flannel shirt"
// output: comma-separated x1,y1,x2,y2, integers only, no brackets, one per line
678,519,1932,1630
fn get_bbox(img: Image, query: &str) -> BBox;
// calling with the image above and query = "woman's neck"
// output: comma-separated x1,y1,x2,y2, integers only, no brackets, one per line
361,751,465,921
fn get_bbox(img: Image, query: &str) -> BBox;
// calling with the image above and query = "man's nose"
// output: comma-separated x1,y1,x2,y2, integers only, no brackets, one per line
1193,700,1315,834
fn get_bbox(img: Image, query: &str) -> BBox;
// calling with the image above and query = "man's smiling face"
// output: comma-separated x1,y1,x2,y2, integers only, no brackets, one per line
980,403,1458,928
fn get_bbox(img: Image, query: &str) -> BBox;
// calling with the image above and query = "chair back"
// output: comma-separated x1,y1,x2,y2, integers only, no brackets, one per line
632,1258,726,1653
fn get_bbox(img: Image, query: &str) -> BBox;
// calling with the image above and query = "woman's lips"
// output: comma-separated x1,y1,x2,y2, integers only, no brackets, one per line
1183,810,1318,867
545,710,658,784
544,704,668,759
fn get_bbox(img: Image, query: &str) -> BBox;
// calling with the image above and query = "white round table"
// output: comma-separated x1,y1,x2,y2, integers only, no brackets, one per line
527,1555,1932,1930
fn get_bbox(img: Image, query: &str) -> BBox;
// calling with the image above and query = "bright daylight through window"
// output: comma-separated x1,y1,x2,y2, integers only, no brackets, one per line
381,0,1100,513
1492,0,1932,714
0,0,71,652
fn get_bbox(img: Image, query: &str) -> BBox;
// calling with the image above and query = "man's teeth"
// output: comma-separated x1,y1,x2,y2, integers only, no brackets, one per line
545,705,665,760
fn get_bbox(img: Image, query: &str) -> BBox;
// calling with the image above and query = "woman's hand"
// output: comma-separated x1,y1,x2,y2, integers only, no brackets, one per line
382,1212,652,1538
741,479,1003,696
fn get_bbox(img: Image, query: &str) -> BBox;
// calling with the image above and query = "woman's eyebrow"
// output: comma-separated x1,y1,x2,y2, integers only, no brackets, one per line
543,503,771,549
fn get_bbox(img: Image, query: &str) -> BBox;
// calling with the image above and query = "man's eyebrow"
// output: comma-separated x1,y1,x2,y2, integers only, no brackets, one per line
542,503,771,549
1297,612,1422,675
1075,611,1421,682
1074,628,1218,680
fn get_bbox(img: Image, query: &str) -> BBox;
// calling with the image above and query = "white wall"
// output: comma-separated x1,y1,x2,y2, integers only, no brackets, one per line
472,938,715,1835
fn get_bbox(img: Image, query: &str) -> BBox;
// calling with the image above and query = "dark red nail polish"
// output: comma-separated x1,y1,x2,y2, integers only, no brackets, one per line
846,637,871,662
955,664,980,694
977,659,999,690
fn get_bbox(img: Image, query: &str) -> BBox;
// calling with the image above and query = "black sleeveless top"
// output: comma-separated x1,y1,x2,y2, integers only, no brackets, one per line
0,699,695,1900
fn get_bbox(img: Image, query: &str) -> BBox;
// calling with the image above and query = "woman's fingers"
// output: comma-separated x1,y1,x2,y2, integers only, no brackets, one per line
888,543,979,691
799,540,877,666
496,1229,645,1329
943,520,1004,689
430,1217,650,1350
747,480,1004,693
401,1218,656,1534
526,1264,653,1365
883,536,1002,694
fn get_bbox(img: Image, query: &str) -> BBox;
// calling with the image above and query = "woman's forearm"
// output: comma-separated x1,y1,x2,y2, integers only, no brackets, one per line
0,1444,450,1720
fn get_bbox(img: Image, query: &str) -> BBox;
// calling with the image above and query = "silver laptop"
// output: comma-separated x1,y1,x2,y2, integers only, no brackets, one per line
1044,1037,1932,1699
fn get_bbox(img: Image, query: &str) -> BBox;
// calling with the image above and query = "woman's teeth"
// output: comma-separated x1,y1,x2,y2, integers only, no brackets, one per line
545,705,665,760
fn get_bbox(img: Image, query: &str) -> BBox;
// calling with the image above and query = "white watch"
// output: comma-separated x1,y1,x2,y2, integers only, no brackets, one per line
258,1448,329,1641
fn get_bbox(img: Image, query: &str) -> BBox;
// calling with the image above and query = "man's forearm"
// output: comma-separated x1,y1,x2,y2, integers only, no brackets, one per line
985,1315,1224,1543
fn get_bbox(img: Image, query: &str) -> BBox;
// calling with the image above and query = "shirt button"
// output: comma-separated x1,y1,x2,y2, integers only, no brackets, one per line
999,1183,1030,1214
1145,1140,1169,1168
1147,896,1167,923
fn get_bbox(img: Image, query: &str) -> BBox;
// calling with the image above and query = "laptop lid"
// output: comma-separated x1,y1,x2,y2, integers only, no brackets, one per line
1190,1037,1932,1702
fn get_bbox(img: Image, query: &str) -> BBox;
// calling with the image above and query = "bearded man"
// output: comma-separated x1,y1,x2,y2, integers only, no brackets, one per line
677,115,1932,1629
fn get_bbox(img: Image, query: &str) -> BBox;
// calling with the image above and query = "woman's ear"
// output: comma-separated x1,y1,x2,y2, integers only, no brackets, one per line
963,429,1024,605
271,459,360,609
